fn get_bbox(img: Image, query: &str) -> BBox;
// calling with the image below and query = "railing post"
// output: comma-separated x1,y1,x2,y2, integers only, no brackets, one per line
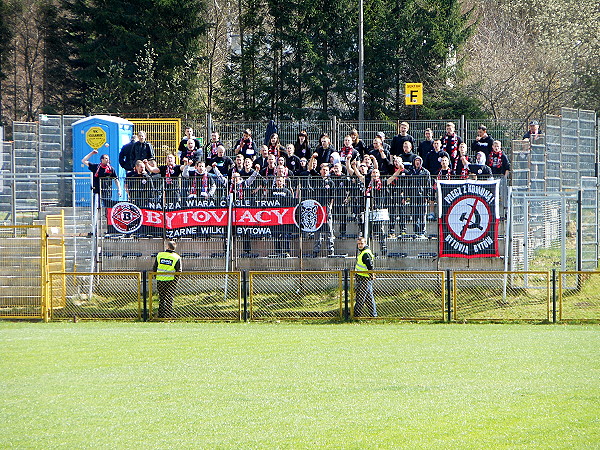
446,269,452,322
242,270,248,322
332,115,338,149
142,270,148,322
577,189,583,272
552,269,557,323
343,269,349,321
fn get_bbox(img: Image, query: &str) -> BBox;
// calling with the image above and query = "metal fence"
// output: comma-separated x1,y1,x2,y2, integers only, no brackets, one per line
127,118,182,163
148,271,241,320
5,268,600,322
49,272,142,320
509,191,579,272
249,271,343,320
97,173,508,273
453,271,551,322
1,110,598,275
558,271,600,321
0,225,45,319
349,270,445,320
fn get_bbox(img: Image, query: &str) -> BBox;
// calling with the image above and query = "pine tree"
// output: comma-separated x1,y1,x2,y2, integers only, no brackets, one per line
65,0,206,114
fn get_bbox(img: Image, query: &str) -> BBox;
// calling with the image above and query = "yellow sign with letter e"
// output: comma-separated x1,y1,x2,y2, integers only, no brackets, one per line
405,83,423,105
85,126,107,150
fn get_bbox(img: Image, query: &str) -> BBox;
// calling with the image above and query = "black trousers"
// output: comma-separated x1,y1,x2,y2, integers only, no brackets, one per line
157,279,177,318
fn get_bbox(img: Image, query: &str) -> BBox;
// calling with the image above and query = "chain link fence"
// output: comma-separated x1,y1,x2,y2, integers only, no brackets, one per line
350,270,445,320
558,271,600,321
453,271,551,322
148,272,241,320
49,272,141,320
249,271,342,320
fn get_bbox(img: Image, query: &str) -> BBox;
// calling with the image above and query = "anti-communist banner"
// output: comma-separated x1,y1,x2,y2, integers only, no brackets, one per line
437,180,500,258
106,198,327,239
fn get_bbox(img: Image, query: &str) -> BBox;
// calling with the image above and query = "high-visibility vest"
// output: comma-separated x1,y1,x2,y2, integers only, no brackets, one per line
156,251,181,281
355,247,374,276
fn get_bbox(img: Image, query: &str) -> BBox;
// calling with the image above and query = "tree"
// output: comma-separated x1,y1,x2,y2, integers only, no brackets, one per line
359,0,476,120
0,0,13,125
65,0,207,114
463,0,600,120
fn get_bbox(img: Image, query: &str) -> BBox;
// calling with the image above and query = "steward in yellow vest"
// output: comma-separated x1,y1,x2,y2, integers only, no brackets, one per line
355,244,375,276
354,237,377,317
152,241,182,318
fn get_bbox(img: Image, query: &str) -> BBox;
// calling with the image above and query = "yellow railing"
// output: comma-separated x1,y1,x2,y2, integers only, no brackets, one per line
349,270,445,320
127,118,182,163
453,271,551,321
558,271,600,321
49,272,142,320
249,271,343,320
148,271,241,321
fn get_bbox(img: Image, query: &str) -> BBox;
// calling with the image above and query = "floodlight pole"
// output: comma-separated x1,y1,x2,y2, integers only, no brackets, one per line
358,0,364,133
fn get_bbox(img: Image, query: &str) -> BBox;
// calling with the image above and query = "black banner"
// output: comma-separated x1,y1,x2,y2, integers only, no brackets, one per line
437,180,500,258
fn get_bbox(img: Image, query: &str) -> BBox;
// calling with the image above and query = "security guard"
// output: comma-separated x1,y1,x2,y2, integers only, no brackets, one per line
153,241,182,318
354,237,377,317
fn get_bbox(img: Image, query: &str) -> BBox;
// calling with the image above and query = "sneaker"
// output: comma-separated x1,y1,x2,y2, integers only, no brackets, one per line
416,234,427,240
388,233,396,239
427,213,435,221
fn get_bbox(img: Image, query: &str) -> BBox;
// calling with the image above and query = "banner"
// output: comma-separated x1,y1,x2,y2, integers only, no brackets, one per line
437,180,500,258
105,197,327,239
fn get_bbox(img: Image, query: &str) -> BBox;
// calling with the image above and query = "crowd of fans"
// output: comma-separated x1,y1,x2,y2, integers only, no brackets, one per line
84,122,518,254
115,122,511,206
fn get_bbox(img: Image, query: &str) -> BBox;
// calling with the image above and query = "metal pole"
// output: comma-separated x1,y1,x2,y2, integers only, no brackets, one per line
503,187,512,301
10,143,16,225
224,192,234,305
225,192,234,272
332,115,338,149
577,189,583,272
446,269,451,322
358,0,364,134
142,270,148,321
206,112,213,151
242,270,248,322
364,196,370,242
343,268,349,321
552,268,557,323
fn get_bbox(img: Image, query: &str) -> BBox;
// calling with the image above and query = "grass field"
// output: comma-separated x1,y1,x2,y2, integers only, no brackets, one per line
1,322,599,448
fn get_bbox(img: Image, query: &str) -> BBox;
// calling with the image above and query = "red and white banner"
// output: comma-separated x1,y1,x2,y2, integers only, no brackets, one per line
107,206,297,229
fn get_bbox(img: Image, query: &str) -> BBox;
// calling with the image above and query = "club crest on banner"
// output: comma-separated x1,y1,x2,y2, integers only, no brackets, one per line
110,202,143,234
293,199,327,232
437,180,500,258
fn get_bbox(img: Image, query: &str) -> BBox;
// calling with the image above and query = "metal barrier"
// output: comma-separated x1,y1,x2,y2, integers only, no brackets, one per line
148,271,241,320
249,271,343,320
558,271,600,321
127,118,182,163
349,270,445,320
49,272,142,320
453,271,551,322
99,174,506,272
3,267,600,322
0,225,46,319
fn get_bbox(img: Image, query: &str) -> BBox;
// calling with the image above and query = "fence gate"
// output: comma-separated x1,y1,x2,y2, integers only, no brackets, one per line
510,191,579,274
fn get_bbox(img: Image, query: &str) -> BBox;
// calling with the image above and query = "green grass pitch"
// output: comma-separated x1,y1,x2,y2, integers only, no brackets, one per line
1,322,598,448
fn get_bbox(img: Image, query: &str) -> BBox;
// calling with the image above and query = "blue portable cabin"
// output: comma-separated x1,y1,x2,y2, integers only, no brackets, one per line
72,115,134,206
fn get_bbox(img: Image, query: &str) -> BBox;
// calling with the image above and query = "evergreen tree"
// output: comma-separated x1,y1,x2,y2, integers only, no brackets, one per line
65,0,206,114
0,0,13,125
216,0,272,119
